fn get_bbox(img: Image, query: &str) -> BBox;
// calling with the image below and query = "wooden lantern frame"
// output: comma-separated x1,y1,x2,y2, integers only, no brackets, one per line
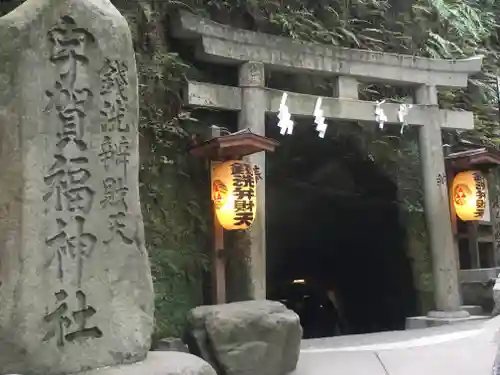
446,147,500,229
445,147,500,270
189,128,279,304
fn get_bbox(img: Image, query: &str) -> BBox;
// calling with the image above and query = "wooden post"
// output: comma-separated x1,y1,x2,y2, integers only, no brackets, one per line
447,166,458,235
467,223,480,269
446,165,463,274
210,126,226,304
212,192,226,304
488,170,500,267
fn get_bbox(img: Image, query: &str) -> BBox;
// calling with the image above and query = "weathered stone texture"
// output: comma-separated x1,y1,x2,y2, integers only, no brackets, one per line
461,282,494,314
184,81,475,130
186,301,302,375
155,337,189,353
78,352,217,375
173,11,483,87
0,0,154,374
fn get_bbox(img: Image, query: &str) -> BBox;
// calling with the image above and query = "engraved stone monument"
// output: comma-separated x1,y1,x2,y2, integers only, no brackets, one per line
0,0,154,373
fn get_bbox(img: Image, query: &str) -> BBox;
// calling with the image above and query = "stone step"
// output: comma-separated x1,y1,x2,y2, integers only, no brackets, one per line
406,314,489,330
461,305,485,316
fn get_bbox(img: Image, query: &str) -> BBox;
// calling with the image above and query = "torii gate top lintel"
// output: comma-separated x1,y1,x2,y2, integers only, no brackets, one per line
172,10,483,88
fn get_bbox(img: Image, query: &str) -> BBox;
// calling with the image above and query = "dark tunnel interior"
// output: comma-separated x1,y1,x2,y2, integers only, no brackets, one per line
266,120,417,338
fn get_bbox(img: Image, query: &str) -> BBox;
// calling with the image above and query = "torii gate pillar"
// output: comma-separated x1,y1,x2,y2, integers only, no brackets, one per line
415,85,467,318
238,62,267,299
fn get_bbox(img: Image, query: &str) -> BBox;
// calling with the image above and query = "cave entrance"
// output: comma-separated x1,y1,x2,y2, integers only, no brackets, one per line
266,122,417,339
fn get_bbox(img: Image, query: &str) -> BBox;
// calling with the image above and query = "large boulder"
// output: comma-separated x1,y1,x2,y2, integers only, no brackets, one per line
77,352,217,375
186,300,302,375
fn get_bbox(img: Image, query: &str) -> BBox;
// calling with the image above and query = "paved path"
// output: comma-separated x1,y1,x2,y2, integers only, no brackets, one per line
291,317,500,375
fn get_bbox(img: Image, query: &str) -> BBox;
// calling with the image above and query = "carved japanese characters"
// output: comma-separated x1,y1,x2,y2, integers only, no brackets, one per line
0,1,153,374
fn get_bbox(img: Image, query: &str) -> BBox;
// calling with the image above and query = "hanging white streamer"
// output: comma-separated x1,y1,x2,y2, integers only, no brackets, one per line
313,97,327,138
374,100,388,130
398,104,413,134
277,92,294,135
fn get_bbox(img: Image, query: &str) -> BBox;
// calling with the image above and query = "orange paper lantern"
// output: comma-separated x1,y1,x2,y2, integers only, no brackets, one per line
451,170,488,221
211,160,257,230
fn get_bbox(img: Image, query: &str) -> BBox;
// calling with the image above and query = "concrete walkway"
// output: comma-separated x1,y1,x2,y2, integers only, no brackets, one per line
291,317,500,375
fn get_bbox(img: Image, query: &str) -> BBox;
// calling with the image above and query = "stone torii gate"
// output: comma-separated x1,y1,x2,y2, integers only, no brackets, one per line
172,11,484,320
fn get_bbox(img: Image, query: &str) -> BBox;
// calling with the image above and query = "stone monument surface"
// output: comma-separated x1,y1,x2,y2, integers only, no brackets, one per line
79,352,218,375
0,0,154,374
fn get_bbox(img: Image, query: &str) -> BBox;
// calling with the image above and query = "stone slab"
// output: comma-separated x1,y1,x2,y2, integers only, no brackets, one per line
301,319,485,351
295,316,500,374
460,268,500,283
0,0,154,374
76,352,217,375
405,315,488,330
172,11,483,87
289,351,387,375
377,336,496,375
184,81,475,130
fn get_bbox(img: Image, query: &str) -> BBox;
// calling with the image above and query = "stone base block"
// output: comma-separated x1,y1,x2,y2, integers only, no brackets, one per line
76,352,217,375
186,300,302,375
405,315,489,330
461,305,484,316
426,309,470,319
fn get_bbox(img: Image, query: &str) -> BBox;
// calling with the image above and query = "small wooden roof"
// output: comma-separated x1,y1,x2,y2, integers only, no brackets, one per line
445,147,500,171
189,128,280,160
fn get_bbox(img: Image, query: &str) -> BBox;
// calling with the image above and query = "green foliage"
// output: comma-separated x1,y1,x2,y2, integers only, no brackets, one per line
0,0,24,17
139,108,211,339
136,47,211,339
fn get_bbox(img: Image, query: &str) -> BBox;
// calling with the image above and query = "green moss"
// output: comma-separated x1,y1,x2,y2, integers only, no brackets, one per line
140,119,212,339
135,42,212,338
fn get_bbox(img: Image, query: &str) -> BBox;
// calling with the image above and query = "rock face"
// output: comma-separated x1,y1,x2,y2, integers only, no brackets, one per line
186,300,302,375
78,352,217,375
0,0,154,374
